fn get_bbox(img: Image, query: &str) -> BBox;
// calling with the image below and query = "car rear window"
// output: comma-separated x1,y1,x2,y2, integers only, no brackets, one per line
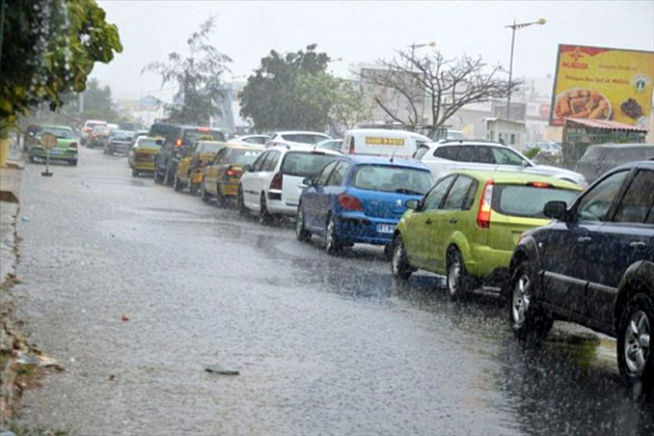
352,165,433,195
281,134,330,144
199,142,224,153
40,127,74,139
184,129,226,144
136,138,161,148
280,152,337,177
225,148,261,165
493,184,579,219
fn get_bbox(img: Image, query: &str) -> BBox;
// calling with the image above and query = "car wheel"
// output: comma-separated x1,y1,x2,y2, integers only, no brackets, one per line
200,179,210,202
259,194,272,225
295,206,311,242
215,184,227,207
383,244,393,260
164,166,174,186
132,168,138,177
189,182,198,196
324,215,342,255
617,293,654,390
391,234,412,280
70,159,78,167
237,186,248,216
173,174,182,192
28,156,35,163
509,261,553,343
154,168,164,184
446,248,475,301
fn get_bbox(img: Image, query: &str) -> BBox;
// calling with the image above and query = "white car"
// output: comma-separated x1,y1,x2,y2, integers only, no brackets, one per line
238,146,340,224
230,134,270,145
265,131,332,148
415,140,587,187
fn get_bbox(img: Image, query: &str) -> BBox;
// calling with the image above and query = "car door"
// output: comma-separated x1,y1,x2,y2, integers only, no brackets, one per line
403,175,456,269
204,149,226,194
259,150,281,199
586,168,654,326
303,160,338,231
322,160,351,225
539,169,631,316
242,151,269,208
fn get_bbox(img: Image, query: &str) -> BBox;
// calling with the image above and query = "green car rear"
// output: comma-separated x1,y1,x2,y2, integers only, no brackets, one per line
391,170,582,300
28,125,79,166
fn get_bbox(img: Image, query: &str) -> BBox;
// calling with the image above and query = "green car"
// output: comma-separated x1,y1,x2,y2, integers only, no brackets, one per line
390,170,582,300
28,125,79,166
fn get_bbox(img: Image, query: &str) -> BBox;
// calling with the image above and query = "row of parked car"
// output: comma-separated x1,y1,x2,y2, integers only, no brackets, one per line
97,122,654,393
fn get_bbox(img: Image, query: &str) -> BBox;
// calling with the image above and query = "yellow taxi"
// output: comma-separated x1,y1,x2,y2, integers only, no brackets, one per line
200,143,264,206
131,137,163,176
174,140,227,193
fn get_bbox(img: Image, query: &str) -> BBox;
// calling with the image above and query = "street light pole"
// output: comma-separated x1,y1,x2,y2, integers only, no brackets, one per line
505,18,546,120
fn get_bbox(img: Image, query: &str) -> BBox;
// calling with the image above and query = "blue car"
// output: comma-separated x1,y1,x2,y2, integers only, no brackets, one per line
508,160,654,389
295,155,434,255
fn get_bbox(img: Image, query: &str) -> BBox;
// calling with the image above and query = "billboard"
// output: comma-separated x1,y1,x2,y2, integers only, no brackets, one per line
550,44,654,127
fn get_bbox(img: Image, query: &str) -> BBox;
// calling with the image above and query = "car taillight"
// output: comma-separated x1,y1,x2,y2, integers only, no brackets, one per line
477,180,494,229
339,194,363,211
83,127,91,133
270,172,283,190
527,181,553,188
175,138,183,147
198,161,205,168
225,166,241,177
69,142,78,148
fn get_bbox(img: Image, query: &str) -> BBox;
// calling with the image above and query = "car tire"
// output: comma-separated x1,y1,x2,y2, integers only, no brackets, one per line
215,184,226,207
446,248,475,301
189,182,198,196
237,186,248,216
71,159,78,167
132,168,138,177
154,169,163,184
200,179,210,203
509,261,553,343
617,293,654,390
164,166,174,187
391,234,412,280
324,215,342,255
28,156,35,163
259,194,272,225
173,174,182,192
295,206,311,242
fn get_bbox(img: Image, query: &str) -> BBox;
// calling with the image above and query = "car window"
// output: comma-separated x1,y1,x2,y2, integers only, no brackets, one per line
315,160,338,186
251,152,267,172
262,151,280,172
327,161,350,186
433,146,459,161
577,170,629,221
442,176,476,210
494,185,579,218
423,175,455,211
491,147,527,166
212,148,226,165
414,144,431,160
613,169,654,224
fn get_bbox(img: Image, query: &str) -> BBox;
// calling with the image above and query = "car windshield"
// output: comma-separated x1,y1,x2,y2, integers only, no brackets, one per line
136,138,161,148
112,130,134,140
225,148,261,164
40,127,74,139
280,151,338,177
316,139,343,151
493,184,579,218
198,142,224,153
281,133,330,144
491,147,528,166
352,165,433,194
184,129,226,144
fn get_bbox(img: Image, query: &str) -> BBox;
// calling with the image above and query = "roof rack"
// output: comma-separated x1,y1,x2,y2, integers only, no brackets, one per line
437,139,502,145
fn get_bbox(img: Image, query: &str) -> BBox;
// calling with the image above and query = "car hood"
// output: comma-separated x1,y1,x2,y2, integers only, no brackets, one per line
500,164,587,187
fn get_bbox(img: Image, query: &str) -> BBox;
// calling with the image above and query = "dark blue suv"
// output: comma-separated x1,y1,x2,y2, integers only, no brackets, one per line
507,161,654,389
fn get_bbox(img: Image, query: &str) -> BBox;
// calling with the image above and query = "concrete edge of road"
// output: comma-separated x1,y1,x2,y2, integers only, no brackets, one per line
0,143,28,430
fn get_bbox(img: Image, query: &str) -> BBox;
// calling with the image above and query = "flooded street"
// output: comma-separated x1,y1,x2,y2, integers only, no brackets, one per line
11,147,654,435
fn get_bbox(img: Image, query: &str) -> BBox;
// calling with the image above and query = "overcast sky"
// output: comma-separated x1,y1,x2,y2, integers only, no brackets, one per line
93,0,654,101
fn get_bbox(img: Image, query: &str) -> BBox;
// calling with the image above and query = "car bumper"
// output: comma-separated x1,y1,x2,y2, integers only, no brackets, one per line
108,143,131,154
29,148,77,161
467,245,513,278
218,181,239,197
335,212,398,245
134,162,155,171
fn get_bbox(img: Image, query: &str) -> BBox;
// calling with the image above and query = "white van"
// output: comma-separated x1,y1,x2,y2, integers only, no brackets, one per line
341,129,431,159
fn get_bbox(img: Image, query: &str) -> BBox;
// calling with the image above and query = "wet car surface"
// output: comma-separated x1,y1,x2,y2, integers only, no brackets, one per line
12,148,654,435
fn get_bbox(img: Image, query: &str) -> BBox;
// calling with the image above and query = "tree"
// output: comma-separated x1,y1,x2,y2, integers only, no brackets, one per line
360,48,522,137
239,44,334,131
0,0,122,134
81,79,118,121
329,80,372,132
143,18,231,126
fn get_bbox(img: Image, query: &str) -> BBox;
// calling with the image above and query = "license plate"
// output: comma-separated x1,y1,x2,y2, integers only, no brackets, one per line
49,149,63,155
377,224,395,234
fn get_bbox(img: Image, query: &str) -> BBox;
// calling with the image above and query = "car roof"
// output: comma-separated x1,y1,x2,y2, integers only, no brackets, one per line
612,160,654,172
274,131,331,136
267,145,340,154
451,170,583,190
427,139,506,148
346,128,431,141
338,155,430,170
41,125,73,130
223,142,265,150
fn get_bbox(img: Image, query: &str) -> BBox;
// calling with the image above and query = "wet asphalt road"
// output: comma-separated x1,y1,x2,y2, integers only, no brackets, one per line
11,147,654,435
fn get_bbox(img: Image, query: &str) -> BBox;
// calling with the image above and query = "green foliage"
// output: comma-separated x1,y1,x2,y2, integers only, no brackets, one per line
82,78,118,121
239,44,335,131
524,147,541,159
0,0,122,129
330,80,371,132
142,17,231,126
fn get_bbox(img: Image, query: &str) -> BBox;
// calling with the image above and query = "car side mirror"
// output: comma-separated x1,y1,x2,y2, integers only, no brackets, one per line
544,201,568,221
242,164,251,172
302,177,314,187
405,199,419,210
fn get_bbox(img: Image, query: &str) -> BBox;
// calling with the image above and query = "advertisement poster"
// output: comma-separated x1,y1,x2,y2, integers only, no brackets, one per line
550,44,654,127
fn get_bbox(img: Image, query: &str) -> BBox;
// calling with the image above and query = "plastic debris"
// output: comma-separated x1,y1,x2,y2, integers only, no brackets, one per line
205,364,240,375
15,351,65,371
108,374,116,382
21,216,30,222
121,314,130,322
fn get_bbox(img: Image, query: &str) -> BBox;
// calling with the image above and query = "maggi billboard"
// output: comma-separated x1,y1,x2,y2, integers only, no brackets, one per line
550,44,654,127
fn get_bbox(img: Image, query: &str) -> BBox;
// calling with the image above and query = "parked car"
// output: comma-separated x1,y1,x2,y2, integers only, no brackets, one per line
296,156,433,256
238,146,340,224
104,129,135,155
315,139,343,152
507,161,654,389
230,134,271,145
152,125,226,186
341,129,431,159
575,143,654,185
130,137,162,176
266,131,332,148
27,125,79,166
88,125,112,149
390,171,582,300
200,144,264,205
80,119,106,146
174,140,227,193
415,140,587,187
